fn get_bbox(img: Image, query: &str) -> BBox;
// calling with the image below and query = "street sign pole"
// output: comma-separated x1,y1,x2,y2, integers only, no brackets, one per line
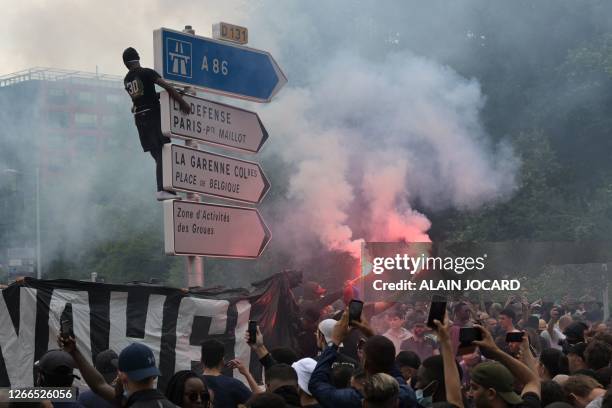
182,25,204,288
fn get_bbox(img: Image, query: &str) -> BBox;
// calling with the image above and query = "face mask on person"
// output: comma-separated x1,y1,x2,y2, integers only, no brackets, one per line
415,389,433,407
416,380,438,407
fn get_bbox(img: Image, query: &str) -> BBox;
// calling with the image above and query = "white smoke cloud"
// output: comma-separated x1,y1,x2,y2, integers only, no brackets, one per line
261,52,517,257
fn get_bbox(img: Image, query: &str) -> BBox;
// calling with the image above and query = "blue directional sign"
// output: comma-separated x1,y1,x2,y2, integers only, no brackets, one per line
154,27,287,103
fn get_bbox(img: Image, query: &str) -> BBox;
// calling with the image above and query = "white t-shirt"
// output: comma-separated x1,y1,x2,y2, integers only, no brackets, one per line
540,326,566,350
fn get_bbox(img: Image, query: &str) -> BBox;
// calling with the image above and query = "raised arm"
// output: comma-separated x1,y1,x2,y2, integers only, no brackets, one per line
154,77,191,113
434,317,464,408
58,336,116,402
228,359,261,394
473,325,541,398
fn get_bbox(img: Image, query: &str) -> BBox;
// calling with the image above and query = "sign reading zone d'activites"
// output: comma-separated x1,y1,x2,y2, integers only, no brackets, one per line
162,144,270,204
164,200,271,258
160,91,268,153
154,27,286,102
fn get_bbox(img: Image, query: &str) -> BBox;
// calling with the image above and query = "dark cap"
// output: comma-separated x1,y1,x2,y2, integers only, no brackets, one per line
122,47,140,65
37,350,76,376
118,343,160,381
471,362,522,405
95,349,119,383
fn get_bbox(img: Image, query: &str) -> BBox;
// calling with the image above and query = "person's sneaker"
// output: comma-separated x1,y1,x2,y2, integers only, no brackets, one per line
156,191,181,201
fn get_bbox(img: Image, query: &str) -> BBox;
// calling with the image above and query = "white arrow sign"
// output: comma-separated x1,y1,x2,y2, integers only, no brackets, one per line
162,144,270,204
160,91,268,153
164,200,271,258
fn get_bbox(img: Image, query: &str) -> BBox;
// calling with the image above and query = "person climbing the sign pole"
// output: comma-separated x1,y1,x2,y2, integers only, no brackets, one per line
122,47,191,201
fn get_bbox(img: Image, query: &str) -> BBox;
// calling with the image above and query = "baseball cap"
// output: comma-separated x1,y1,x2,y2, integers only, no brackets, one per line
292,358,317,395
318,319,338,344
471,361,523,405
122,47,140,64
36,350,77,377
117,343,160,381
95,349,119,383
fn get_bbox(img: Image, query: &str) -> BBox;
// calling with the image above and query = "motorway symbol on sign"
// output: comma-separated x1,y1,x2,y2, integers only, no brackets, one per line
154,27,287,103
164,200,271,258
162,144,270,204
160,91,268,153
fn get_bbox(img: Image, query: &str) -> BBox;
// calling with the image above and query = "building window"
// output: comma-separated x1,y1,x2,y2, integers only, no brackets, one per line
77,91,95,103
48,111,70,128
47,87,68,104
74,113,97,128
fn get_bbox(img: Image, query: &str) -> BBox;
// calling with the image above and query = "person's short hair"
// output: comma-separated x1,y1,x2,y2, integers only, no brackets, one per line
387,309,404,320
270,347,299,366
363,335,396,375
265,363,298,385
562,374,603,399
245,391,287,408
541,380,569,407
201,339,225,369
585,340,612,371
499,308,516,322
94,349,118,384
122,47,140,67
363,373,400,408
331,362,355,388
540,348,569,378
396,351,421,370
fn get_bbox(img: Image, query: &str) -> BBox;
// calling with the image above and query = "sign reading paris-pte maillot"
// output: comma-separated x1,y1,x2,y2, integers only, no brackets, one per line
159,91,268,153
153,27,287,103
163,200,271,258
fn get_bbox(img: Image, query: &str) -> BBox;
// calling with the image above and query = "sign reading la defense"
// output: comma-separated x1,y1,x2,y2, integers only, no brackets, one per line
160,91,268,153
154,27,287,102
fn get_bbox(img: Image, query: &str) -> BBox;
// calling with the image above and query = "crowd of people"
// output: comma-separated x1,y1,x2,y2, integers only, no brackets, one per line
1,285,611,408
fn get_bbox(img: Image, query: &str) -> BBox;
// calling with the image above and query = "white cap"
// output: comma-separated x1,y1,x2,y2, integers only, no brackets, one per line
292,358,317,395
317,319,337,344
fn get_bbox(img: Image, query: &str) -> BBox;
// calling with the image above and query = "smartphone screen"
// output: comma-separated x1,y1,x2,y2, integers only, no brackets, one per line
427,300,447,329
348,299,364,324
459,327,482,346
60,304,74,339
247,320,257,344
506,331,524,343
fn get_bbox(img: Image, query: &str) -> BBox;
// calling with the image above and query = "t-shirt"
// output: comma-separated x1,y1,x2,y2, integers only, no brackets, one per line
400,336,439,361
383,328,413,355
123,67,161,112
540,327,565,351
204,374,252,408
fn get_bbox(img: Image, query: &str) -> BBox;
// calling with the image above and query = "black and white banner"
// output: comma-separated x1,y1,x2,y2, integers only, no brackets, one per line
0,271,301,389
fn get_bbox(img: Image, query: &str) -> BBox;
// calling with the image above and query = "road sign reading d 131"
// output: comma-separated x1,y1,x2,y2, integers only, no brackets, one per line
162,143,270,204
154,27,287,102
160,91,268,153
164,200,271,258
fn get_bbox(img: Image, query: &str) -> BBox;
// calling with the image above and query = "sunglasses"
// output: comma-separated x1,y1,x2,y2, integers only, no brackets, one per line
187,391,210,403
